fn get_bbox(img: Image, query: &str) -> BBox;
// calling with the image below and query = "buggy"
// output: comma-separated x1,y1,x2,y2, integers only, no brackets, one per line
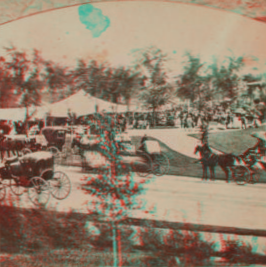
231,131,266,185
72,131,170,177
0,151,71,205
22,126,68,160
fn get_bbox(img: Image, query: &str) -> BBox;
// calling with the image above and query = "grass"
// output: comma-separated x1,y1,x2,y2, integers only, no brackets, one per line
0,250,150,267
189,125,266,155
1,204,266,266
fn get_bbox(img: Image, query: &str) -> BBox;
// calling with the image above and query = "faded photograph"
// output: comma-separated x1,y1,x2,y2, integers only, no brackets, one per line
0,1,266,266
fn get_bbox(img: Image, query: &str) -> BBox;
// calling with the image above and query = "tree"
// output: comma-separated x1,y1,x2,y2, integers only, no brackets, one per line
104,66,145,106
0,56,16,108
73,59,107,98
5,47,45,128
74,60,145,109
176,52,205,106
81,128,149,267
133,46,173,126
209,55,245,101
44,60,74,102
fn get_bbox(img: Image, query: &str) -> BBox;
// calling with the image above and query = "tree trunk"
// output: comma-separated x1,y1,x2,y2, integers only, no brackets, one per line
117,227,122,267
152,107,156,127
25,106,29,136
112,221,118,267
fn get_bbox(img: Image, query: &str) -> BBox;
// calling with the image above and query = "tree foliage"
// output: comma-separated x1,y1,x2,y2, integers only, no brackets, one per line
133,47,173,124
176,52,205,103
209,55,245,99
73,60,144,105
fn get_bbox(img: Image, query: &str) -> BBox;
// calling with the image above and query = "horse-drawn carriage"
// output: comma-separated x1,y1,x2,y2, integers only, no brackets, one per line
0,151,71,205
28,126,67,155
0,127,68,164
195,131,266,185
71,131,170,177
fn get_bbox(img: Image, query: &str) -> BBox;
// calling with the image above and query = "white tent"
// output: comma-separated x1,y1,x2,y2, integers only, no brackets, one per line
0,107,26,121
0,106,39,121
45,90,128,117
0,91,131,121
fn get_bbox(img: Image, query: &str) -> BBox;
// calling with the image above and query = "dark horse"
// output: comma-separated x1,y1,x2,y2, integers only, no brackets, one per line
194,143,237,182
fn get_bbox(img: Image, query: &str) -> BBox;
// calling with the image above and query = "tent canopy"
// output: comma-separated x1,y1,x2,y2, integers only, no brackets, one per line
0,90,140,120
35,90,129,118
0,106,39,121
0,108,26,121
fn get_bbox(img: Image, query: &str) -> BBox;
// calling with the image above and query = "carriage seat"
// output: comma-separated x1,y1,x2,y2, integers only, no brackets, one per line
5,156,19,165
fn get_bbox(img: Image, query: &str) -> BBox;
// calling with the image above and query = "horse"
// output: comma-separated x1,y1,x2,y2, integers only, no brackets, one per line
194,143,237,182
0,135,24,162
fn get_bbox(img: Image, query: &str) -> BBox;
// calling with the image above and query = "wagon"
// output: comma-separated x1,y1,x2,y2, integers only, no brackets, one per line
73,132,170,177
41,127,67,151
20,126,69,163
0,151,71,205
132,138,170,177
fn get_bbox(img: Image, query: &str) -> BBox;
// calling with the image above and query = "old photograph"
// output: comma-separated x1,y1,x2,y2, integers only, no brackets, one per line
0,1,266,266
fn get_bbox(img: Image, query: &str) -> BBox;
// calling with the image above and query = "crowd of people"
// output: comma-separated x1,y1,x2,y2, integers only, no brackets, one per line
0,104,264,138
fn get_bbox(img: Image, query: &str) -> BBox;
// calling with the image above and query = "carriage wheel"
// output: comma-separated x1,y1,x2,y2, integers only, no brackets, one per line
10,178,25,196
151,153,170,176
232,166,250,185
28,176,50,206
49,171,71,200
251,172,260,184
0,181,6,201
133,152,153,178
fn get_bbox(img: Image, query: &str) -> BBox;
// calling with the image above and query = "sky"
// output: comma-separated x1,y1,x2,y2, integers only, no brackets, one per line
0,1,266,77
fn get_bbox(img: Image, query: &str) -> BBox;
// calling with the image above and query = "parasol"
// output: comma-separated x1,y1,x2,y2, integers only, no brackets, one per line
251,132,266,141
234,108,246,114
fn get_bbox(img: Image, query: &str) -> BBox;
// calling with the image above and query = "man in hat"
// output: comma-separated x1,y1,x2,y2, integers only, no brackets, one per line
243,132,266,163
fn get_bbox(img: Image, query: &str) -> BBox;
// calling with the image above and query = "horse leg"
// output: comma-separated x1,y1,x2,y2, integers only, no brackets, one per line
202,164,208,180
213,166,216,181
221,166,229,183
225,167,231,183
202,164,207,180
210,166,214,181
205,165,209,180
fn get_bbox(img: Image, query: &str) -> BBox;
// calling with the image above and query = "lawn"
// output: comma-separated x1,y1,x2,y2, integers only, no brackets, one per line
189,125,266,155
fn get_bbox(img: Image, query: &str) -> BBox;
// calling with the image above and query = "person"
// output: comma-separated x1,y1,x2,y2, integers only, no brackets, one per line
186,114,193,130
133,113,138,129
8,121,16,135
243,133,266,163
254,115,261,128
138,134,148,152
174,112,181,128
28,123,40,135
226,113,231,129
121,114,127,132
179,112,184,128
241,115,247,130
